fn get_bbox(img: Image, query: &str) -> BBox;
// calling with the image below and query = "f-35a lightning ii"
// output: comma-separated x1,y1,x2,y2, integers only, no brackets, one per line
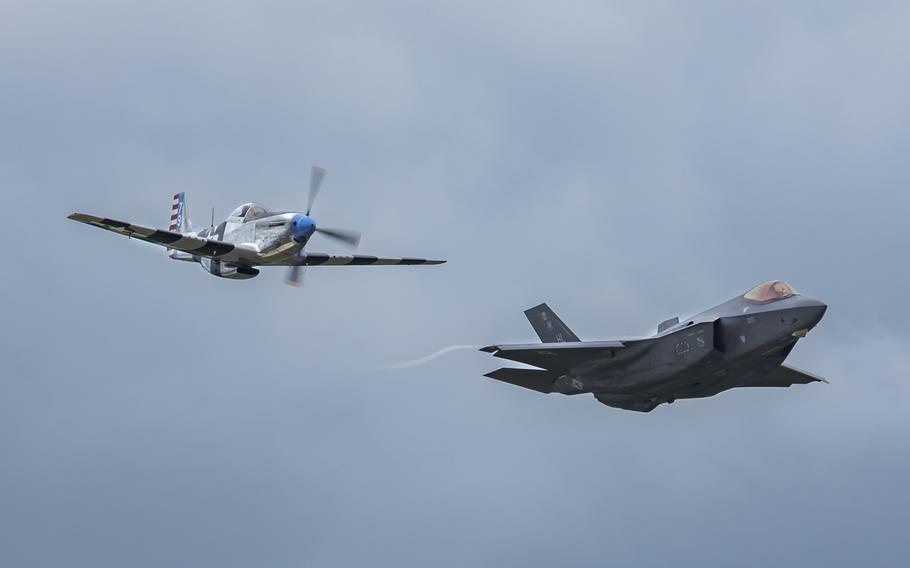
68,166,444,285
481,281,827,412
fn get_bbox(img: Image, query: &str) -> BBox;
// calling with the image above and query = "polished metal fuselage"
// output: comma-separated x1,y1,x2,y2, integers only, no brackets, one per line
193,211,301,264
172,209,305,278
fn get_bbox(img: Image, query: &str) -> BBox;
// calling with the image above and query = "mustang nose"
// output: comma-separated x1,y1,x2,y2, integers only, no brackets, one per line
290,214,316,242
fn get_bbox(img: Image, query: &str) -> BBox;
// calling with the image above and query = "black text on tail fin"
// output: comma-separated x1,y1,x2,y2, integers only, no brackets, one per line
523,303,580,343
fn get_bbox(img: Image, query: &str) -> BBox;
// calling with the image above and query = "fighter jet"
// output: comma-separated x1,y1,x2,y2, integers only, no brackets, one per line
68,166,444,284
481,281,827,412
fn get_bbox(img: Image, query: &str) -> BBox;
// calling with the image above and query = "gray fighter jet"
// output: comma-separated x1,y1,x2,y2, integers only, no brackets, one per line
68,166,444,285
481,281,827,412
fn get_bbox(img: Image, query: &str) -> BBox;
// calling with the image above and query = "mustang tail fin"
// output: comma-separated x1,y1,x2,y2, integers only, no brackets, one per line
524,303,580,343
167,192,194,260
169,192,191,232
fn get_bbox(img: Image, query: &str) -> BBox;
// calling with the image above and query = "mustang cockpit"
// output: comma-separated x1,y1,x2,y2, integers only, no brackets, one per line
743,280,799,303
229,203,272,221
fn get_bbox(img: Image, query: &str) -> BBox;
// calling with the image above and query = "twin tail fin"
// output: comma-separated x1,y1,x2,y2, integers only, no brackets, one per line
523,303,580,343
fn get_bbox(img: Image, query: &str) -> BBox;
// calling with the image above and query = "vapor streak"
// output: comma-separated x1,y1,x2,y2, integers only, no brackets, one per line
367,344,480,371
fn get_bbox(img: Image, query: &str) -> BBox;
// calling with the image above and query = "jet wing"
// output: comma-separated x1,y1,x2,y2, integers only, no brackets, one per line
480,340,626,371
747,364,828,387
68,213,261,264
288,253,446,266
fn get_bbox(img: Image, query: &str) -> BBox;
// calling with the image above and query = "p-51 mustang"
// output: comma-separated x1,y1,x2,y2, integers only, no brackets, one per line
482,281,827,412
68,166,445,285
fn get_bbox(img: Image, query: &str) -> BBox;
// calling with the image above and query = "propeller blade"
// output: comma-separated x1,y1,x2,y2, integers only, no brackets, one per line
285,243,307,287
286,263,305,287
306,165,326,216
315,227,362,249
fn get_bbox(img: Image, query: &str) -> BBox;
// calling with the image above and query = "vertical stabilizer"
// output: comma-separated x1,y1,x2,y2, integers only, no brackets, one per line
523,303,581,343
167,192,193,260
169,192,191,232
658,317,679,334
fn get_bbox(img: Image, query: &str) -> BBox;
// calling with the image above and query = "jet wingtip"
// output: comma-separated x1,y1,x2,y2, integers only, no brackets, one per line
479,345,499,353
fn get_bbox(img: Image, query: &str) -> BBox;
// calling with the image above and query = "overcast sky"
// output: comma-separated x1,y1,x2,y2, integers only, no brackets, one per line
2,1,910,566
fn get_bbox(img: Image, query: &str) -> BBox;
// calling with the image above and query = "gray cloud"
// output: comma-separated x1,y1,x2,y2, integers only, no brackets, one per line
2,1,909,566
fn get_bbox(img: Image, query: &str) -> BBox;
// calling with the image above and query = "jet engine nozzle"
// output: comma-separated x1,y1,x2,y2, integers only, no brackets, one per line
290,214,316,242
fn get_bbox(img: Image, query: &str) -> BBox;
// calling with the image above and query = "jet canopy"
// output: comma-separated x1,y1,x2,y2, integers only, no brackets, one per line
743,280,799,303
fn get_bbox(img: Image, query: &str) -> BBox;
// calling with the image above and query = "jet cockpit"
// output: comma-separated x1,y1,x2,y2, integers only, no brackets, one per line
743,280,799,303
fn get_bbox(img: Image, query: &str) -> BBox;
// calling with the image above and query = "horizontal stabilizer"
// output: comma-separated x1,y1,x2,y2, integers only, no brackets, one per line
524,303,580,343
485,368,560,394
748,364,828,388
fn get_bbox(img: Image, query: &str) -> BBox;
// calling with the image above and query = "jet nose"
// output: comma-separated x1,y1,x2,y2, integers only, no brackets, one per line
799,297,827,329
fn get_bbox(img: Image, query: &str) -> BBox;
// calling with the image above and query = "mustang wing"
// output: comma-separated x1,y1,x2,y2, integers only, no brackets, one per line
480,340,626,371
68,213,260,265
70,213,447,267
287,252,446,266
747,364,828,387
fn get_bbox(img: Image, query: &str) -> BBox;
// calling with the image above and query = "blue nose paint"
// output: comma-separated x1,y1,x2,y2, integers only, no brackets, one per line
290,214,316,242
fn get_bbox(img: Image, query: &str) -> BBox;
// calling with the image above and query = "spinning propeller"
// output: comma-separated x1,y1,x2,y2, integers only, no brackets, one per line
286,166,362,286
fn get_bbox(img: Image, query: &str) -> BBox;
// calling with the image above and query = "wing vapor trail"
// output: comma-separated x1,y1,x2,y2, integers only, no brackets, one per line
365,344,480,372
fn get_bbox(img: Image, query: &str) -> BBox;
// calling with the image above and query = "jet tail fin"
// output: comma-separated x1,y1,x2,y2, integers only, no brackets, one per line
524,303,580,343
657,317,679,334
